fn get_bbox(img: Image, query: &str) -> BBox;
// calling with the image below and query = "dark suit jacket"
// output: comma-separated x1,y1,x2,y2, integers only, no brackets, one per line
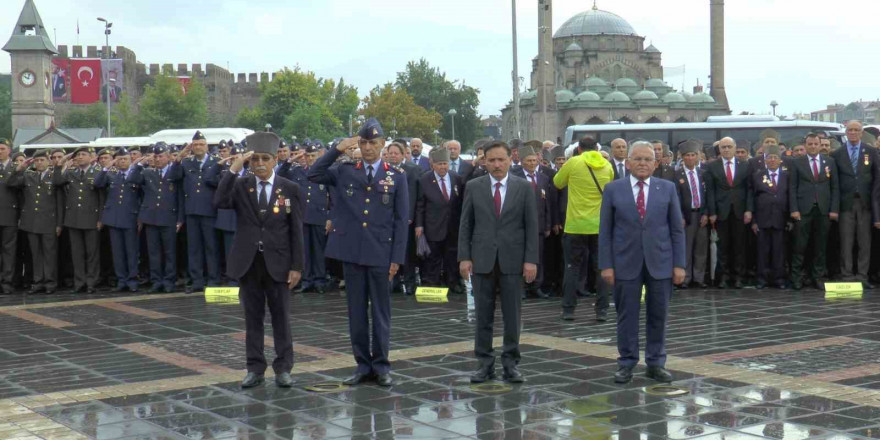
458,174,538,275
789,154,839,215
652,163,676,182
400,161,421,223
706,157,750,219
415,172,463,242
411,155,431,172
214,173,304,282
674,167,708,225
598,177,686,280
747,168,788,230
0,160,20,227
609,158,630,180
511,167,554,234
831,143,876,212
453,160,474,181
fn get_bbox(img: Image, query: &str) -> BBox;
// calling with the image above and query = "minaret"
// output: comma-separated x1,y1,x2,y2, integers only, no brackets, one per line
3,0,58,134
536,0,557,141
709,0,729,109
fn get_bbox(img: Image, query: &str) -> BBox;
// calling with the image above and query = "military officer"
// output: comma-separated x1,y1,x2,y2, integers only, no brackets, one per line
56,146,103,294
0,139,19,294
129,146,142,165
307,118,408,387
94,148,117,289
289,143,330,293
207,144,248,286
93,149,140,292
171,131,220,293
128,143,183,293
747,144,789,289
8,150,62,294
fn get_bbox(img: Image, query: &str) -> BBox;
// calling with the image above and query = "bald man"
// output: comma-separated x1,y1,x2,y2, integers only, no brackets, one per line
706,137,751,289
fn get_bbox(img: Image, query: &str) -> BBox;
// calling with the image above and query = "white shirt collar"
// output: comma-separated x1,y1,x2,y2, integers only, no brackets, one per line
434,172,448,182
524,167,538,177
490,173,509,188
630,175,651,187
257,171,276,186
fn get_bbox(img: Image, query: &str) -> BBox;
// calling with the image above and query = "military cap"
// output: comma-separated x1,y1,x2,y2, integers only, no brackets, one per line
517,145,537,159
760,128,780,143
231,145,245,155
314,140,324,149
429,147,450,163
358,118,384,140
0,138,9,147
128,145,140,153
550,145,566,159
32,149,49,158
862,131,877,146
152,142,169,155
541,148,552,163
228,139,235,148
192,130,206,141
97,148,114,158
509,138,524,150
305,144,320,154
246,132,281,155
114,148,130,158
678,139,702,156
764,145,782,157
11,151,25,162
72,146,91,155
279,139,287,148
524,140,543,150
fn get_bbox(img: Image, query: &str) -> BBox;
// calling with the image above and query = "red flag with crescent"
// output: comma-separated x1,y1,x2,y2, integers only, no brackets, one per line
70,58,102,104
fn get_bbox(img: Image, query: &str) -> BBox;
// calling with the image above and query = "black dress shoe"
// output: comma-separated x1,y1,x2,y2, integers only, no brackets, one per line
646,366,673,383
864,281,875,290
755,282,766,289
614,366,633,384
87,288,97,294
561,310,574,321
718,281,729,289
697,282,708,289
275,372,293,388
503,366,524,384
241,372,264,388
29,286,44,294
733,280,743,289
376,374,394,387
675,284,687,290
596,312,608,322
470,365,496,383
44,289,55,294
342,373,372,386
792,282,802,290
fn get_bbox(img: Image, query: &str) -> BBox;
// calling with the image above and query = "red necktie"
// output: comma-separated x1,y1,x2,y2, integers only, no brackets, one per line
494,182,502,218
636,181,646,221
812,158,819,180
725,161,733,186
440,176,449,201
689,170,700,209
528,173,537,192
770,172,777,193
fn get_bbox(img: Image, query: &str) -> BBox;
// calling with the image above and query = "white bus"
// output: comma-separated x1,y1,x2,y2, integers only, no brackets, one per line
564,118,844,151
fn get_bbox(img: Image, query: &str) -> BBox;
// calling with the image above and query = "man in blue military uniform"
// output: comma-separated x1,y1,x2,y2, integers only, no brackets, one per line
94,148,141,292
308,118,408,387
208,144,249,287
128,143,183,293
300,143,331,293
171,131,220,293
56,146,103,294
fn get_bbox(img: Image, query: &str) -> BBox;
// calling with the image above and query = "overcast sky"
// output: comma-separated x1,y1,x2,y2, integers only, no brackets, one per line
3,0,878,118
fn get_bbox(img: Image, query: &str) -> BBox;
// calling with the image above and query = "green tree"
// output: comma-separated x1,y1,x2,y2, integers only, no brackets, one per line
111,94,141,136
61,102,107,129
137,74,207,134
234,106,264,132
361,83,442,141
0,76,11,141
396,59,482,149
281,104,339,141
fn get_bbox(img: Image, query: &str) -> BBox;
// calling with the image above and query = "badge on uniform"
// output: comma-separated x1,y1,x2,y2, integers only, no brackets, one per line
679,178,685,185
541,188,546,199
865,154,870,166
319,184,325,191
346,186,354,197
825,166,830,178
275,195,285,214
454,186,459,196
382,193,390,205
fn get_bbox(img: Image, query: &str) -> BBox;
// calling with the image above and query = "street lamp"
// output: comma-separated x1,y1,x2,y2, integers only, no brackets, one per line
448,109,457,140
265,123,272,132
97,17,112,136
770,100,779,117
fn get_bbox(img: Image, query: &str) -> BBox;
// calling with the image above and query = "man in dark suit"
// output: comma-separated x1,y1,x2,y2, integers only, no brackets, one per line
674,140,709,289
214,131,304,389
599,141,685,384
833,121,875,288
543,146,568,297
747,145,789,289
650,141,676,182
790,133,839,290
94,149,141,292
609,138,629,181
308,118,409,387
706,137,750,288
389,140,421,295
415,148,464,294
0,140,19,294
447,140,474,179
459,141,538,384
410,138,431,172
511,145,554,299
56,146,103,294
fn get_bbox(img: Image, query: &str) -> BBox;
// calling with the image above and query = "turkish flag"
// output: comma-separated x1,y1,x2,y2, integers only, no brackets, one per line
70,59,102,104
177,77,191,95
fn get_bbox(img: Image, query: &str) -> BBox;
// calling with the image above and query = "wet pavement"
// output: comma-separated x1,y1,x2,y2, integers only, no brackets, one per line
0,287,879,439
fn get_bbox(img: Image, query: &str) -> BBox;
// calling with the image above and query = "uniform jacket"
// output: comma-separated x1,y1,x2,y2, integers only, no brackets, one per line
56,165,103,229
415,171,463,243
8,167,62,234
789,154,839,215
747,168,789,230
0,160,20,227
458,174,539,275
169,155,219,217
206,162,253,232
675,166,708,225
706,157,750,219
831,143,876,212
127,164,182,227
511,167,554,234
652,163,676,182
598,177,686,281
308,148,409,267
94,168,140,229
278,162,327,226
214,173,304,281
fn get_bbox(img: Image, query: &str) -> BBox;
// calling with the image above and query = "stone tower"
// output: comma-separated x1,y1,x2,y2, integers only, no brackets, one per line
536,0,557,141
3,0,58,134
709,0,728,109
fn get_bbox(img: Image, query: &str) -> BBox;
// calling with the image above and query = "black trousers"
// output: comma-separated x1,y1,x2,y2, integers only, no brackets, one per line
792,205,829,284
422,237,459,288
0,225,17,291
68,228,99,290
241,253,293,374
186,215,219,288
399,225,419,291
473,260,522,369
99,227,114,286
561,234,608,314
542,232,564,294
303,224,327,287
525,234,545,293
757,226,785,286
28,232,57,291
146,225,176,291
716,212,746,283
13,229,32,289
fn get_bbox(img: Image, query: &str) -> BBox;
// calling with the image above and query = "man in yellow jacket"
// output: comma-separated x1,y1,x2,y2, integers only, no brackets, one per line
555,136,614,321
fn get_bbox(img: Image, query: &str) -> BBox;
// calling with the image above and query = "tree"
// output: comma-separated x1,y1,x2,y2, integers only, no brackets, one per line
137,74,208,134
234,106,264,132
61,103,107,129
361,83,442,141
396,59,482,149
111,94,140,137
0,76,11,141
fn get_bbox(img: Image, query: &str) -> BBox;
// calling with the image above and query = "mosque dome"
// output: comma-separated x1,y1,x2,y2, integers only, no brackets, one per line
645,78,667,89
554,7,638,38
603,91,631,102
632,90,659,101
575,90,601,102
661,92,687,103
556,89,575,103
689,93,716,103
585,77,607,88
564,42,583,52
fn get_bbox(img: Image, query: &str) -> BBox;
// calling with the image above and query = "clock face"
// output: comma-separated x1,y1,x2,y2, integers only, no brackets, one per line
19,70,36,87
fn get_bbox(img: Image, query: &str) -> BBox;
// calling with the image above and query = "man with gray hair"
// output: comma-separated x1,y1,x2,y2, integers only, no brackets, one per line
834,121,875,288
446,140,474,178
706,137,750,289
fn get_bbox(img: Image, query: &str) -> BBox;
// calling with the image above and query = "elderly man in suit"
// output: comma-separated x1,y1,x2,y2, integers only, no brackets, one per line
447,140,474,179
674,140,709,289
650,141,676,182
389,140,422,295
747,144,789,289
706,137,751,289
214,131,304,389
459,141,538,384
609,138,629,181
833,121,875,288
512,144,554,299
599,141,685,384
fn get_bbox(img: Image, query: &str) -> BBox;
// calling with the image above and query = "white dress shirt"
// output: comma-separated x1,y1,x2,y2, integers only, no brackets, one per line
723,158,736,180
613,159,626,177
490,173,509,211
685,166,700,209
435,172,449,196
630,175,651,207
256,172,276,204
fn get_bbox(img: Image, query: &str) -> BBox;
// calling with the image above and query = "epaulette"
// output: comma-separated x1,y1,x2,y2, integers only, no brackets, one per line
392,165,404,173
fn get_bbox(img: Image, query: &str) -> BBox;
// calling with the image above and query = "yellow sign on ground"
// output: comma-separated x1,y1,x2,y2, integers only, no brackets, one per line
825,283,864,300
415,287,448,303
204,287,240,305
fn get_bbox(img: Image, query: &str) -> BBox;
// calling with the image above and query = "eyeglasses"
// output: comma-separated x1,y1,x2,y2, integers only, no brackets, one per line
629,157,655,163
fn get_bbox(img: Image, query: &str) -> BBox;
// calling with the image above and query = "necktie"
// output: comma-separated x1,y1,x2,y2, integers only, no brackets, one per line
689,170,700,208
367,165,374,183
812,158,819,180
636,181,646,221
770,172,777,193
618,163,624,180
440,177,449,201
851,146,859,173
528,173,537,192
452,161,458,173
725,161,733,186
494,182,502,218
258,181,268,211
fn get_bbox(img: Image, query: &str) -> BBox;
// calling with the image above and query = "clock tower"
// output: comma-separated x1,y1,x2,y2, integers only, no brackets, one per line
3,0,57,135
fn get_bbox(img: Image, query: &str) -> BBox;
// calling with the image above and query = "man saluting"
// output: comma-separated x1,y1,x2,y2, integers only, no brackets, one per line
214,131,304,389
